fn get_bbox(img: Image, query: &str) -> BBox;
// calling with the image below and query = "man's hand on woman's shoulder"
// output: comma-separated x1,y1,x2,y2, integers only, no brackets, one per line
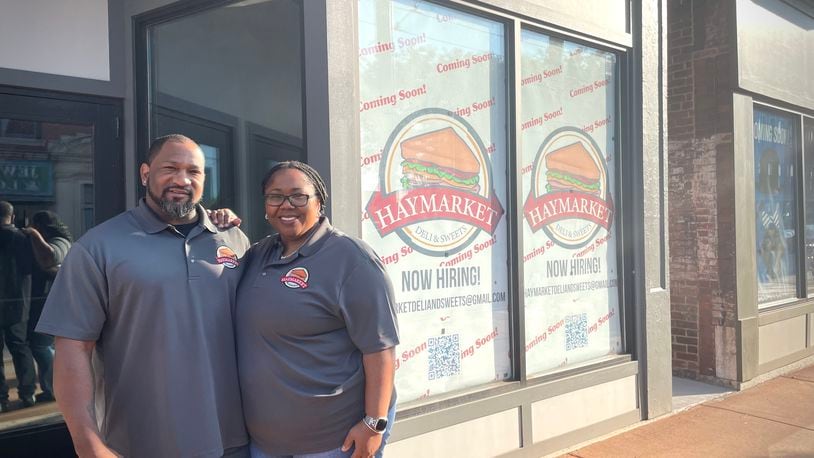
207,208,242,229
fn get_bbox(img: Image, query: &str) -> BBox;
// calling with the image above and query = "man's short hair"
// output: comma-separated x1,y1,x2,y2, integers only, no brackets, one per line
145,134,196,164
0,201,13,220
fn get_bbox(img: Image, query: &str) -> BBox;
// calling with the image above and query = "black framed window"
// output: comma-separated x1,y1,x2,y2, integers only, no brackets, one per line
0,86,123,435
753,105,801,307
357,0,628,406
139,0,305,241
358,0,512,404
520,29,623,376
804,117,814,297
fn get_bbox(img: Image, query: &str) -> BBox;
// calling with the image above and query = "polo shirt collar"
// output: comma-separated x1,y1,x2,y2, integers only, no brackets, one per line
133,198,216,235
298,216,332,256
264,216,333,266
199,209,219,234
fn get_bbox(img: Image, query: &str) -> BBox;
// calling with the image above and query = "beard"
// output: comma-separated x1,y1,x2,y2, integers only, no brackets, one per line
147,182,198,220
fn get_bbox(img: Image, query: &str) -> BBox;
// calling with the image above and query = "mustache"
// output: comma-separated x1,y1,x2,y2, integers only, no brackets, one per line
162,186,193,196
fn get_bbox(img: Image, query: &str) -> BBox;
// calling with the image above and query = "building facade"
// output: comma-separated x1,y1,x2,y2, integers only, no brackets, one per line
0,1,670,456
668,0,814,388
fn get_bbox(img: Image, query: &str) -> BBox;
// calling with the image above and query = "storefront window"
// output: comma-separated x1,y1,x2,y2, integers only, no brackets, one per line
359,0,511,403
805,117,814,297
0,118,93,424
520,30,622,374
754,107,798,306
0,119,94,238
148,0,304,241
0,91,122,438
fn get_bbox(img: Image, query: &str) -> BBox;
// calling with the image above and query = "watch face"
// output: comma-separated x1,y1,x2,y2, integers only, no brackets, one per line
375,419,387,431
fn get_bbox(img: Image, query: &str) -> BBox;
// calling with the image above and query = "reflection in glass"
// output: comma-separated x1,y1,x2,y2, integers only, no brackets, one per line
0,118,91,421
754,108,798,305
149,0,304,235
200,144,220,208
805,118,814,296
0,119,93,239
81,183,94,234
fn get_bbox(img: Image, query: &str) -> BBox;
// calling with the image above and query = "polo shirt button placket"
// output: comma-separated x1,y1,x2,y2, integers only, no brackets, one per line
185,241,196,280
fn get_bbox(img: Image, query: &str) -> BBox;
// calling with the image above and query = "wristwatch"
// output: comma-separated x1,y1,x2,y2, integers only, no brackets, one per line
362,415,388,434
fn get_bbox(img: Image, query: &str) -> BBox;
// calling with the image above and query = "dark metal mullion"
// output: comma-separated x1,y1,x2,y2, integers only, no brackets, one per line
297,0,308,164
134,12,151,197
628,0,648,415
798,116,807,297
617,48,636,360
508,18,527,386
95,102,126,224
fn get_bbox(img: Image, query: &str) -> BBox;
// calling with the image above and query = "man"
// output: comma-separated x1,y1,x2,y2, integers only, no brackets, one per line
36,135,250,457
0,201,36,412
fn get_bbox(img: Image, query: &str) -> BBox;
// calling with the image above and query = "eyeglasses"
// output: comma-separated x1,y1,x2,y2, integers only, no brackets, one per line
264,193,313,207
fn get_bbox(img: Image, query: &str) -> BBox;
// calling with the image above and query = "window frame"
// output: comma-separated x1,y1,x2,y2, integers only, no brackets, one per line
517,23,629,381
803,116,814,297
0,85,124,438
357,0,636,417
134,0,234,182
134,0,307,207
357,0,518,405
752,101,809,310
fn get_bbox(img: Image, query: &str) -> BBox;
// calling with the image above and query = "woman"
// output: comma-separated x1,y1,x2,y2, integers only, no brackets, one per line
236,161,399,458
22,210,73,403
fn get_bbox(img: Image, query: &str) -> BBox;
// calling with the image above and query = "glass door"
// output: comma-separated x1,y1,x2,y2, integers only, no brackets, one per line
0,90,124,232
0,87,123,446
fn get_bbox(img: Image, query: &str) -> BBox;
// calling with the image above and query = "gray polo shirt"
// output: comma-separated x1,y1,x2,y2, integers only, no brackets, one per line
236,217,399,455
36,200,250,458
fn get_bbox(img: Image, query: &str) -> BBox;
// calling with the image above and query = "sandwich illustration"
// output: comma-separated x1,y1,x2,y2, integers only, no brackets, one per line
544,142,601,197
400,127,481,193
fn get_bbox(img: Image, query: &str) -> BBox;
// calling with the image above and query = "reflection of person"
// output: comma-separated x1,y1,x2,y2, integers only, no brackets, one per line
36,135,251,457
236,162,399,458
760,223,786,281
756,189,790,288
21,211,73,403
757,148,780,195
0,201,36,411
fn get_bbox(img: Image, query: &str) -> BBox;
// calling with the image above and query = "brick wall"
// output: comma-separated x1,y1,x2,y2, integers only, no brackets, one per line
667,0,738,382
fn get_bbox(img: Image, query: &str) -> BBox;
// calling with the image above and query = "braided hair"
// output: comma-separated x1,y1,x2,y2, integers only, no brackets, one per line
261,161,329,213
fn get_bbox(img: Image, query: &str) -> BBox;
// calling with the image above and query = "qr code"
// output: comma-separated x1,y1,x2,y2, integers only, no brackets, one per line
565,313,588,351
427,334,461,380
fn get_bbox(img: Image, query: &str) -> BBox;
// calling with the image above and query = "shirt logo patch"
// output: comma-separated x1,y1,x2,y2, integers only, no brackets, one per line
216,246,239,269
281,267,309,289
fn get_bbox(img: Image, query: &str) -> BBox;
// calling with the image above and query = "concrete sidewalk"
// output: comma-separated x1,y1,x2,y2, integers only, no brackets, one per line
561,365,814,457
